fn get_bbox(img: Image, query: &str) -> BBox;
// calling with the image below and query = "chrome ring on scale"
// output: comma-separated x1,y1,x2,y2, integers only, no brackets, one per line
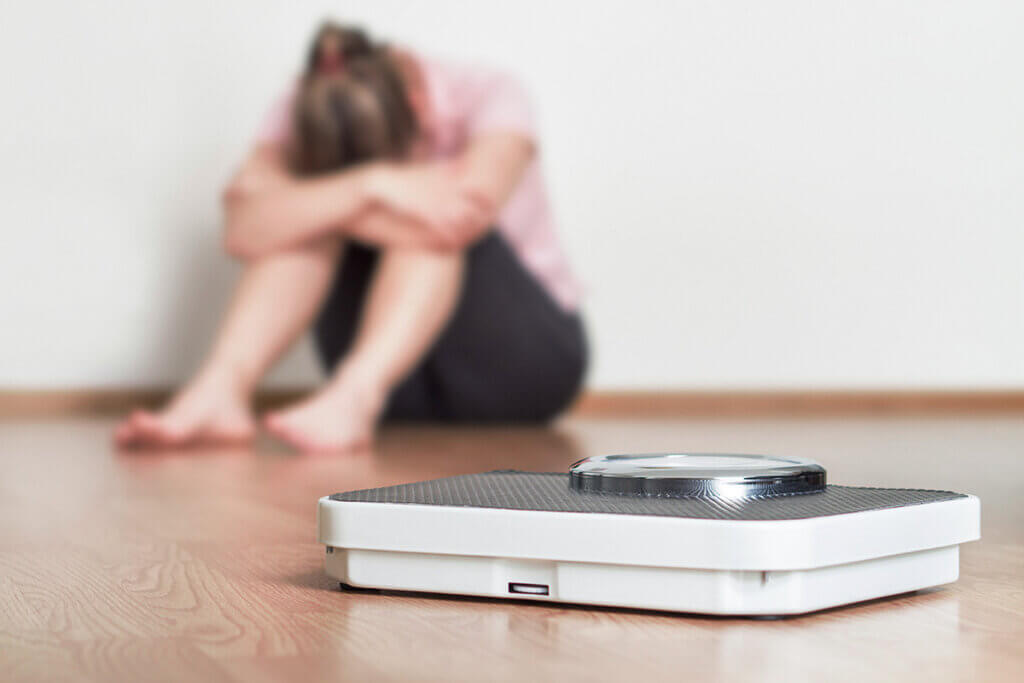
568,453,827,499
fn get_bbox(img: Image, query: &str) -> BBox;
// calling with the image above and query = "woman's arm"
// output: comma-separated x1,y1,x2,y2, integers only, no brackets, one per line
448,131,535,238
222,146,375,259
222,151,488,258
223,130,533,257
343,131,534,249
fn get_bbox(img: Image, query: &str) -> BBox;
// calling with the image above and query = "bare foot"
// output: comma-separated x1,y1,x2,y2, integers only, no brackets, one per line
114,371,255,449
263,376,385,454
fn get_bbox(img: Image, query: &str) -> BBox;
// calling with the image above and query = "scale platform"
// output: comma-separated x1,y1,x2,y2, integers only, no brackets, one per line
317,454,980,616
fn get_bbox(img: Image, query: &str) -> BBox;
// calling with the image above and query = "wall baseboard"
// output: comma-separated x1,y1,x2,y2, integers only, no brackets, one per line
2,388,1023,418
571,390,1024,416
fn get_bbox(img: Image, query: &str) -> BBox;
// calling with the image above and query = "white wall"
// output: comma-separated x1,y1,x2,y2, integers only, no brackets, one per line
1,1,1021,390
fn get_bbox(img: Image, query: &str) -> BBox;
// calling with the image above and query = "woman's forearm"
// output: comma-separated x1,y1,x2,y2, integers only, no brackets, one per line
356,133,532,249
223,132,533,259
343,208,461,250
224,167,374,259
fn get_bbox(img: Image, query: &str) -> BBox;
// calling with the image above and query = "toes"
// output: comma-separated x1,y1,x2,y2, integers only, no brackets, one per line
116,401,255,451
116,410,171,449
132,412,190,448
130,412,163,441
115,411,157,449
113,420,137,447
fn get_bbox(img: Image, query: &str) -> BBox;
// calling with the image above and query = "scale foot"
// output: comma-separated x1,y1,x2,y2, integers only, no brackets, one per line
339,582,382,594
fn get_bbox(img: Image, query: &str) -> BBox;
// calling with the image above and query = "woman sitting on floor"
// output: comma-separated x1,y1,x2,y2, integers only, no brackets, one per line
115,22,586,452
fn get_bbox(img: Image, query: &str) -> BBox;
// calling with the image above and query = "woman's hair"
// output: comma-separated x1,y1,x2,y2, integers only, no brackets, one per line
288,22,419,176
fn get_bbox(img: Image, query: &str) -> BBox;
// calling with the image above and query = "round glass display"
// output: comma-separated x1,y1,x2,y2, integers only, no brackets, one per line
568,453,826,498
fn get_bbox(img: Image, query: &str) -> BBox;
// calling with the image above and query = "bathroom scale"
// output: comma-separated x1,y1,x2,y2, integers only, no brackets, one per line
317,453,980,616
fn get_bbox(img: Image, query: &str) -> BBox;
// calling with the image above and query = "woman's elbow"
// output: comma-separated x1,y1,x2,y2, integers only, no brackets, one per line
222,232,248,261
221,174,254,208
221,220,258,261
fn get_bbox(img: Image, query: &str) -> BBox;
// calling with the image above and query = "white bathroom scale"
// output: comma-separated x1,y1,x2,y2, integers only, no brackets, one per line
317,453,980,616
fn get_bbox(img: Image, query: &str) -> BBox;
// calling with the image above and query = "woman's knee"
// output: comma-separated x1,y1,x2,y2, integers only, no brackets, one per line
222,231,342,264
378,245,465,272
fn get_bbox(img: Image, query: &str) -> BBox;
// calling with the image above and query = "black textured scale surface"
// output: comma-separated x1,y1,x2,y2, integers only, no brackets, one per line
330,471,966,521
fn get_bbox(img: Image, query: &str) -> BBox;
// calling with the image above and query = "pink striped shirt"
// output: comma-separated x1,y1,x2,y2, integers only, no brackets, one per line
256,55,582,312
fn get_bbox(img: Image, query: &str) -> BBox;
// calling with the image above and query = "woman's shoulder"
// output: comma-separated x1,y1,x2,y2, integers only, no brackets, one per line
417,53,529,101
416,53,535,135
254,82,300,146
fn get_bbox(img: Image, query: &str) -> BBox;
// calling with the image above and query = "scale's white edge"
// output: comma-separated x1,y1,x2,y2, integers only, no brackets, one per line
317,494,980,571
325,546,960,615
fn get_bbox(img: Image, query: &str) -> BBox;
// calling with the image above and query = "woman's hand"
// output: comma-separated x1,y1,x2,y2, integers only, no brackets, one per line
363,162,494,247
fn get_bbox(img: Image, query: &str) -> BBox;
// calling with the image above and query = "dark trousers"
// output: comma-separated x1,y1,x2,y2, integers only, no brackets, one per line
314,232,587,422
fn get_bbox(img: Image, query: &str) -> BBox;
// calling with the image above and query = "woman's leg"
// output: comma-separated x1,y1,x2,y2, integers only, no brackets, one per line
264,246,464,452
115,238,340,447
402,232,587,422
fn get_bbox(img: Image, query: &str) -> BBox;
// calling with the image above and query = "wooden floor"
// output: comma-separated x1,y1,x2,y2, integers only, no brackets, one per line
1,416,1022,682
